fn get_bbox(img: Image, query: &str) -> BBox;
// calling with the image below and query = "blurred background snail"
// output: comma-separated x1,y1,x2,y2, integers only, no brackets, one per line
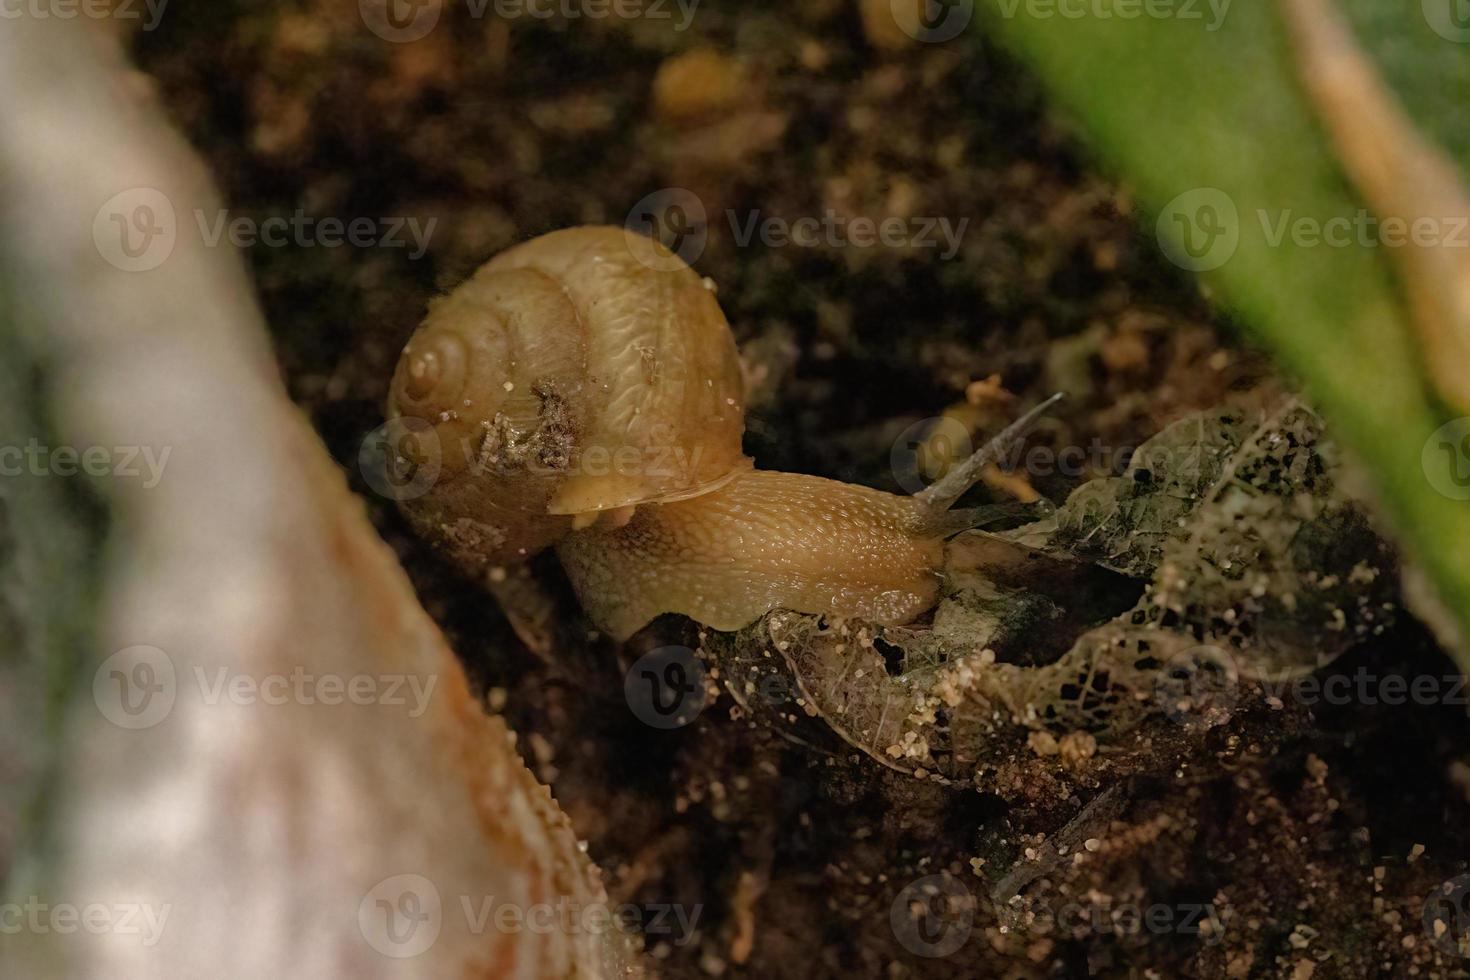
386,226,1059,645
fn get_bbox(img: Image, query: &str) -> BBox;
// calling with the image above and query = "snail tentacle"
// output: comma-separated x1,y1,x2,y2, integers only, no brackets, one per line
912,392,1066,516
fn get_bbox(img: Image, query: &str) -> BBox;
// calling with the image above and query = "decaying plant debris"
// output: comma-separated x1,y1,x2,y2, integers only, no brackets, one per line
707,403,1399,793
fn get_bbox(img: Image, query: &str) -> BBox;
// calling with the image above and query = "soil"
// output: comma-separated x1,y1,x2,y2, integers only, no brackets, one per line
132,3,1470,976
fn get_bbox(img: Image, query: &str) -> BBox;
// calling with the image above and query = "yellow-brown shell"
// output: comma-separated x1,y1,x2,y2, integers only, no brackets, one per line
482,226,749,514
386,225,750,571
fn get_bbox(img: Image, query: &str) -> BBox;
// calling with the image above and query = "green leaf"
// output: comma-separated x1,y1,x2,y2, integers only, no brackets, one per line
978,0,1470,667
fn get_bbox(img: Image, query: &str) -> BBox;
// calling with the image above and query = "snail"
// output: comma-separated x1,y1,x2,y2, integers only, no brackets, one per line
386,225,1060,644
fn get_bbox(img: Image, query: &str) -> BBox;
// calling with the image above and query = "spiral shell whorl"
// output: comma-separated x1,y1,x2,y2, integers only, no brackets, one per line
483,226,750,514
387,226,750,571
387,265,591,568
393,322,470,417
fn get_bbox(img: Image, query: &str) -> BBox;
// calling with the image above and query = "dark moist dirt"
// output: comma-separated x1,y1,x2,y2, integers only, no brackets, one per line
134,4,1470,977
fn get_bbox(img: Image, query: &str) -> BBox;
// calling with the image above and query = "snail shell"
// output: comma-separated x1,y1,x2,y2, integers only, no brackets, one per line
389,226,1060,642
387,226,750,571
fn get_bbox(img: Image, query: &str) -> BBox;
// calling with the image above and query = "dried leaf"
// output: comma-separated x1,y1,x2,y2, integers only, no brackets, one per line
708,406,1395,791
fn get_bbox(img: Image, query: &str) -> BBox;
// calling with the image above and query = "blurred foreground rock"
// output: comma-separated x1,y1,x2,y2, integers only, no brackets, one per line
0,15,639,980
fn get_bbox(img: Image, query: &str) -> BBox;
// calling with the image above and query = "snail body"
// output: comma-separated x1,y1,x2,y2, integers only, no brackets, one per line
388,226,1056,642
558,468,963,640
